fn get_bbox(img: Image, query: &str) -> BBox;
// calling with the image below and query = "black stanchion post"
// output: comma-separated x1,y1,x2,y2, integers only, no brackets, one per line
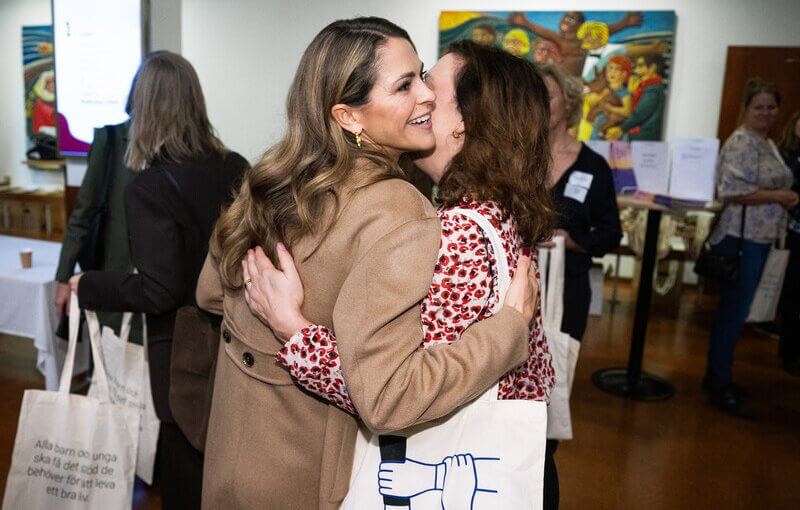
593,208,675,401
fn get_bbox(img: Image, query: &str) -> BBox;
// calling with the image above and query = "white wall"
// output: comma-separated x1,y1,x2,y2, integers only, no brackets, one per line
150,0,182,54
182,0,800,163
0,0,62,190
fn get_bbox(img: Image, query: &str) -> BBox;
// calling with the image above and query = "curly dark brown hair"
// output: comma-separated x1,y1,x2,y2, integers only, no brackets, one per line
437,40,554,246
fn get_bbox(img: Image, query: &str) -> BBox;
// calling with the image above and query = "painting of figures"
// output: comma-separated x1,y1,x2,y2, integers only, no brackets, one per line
22,25,57,159
439,11,676,141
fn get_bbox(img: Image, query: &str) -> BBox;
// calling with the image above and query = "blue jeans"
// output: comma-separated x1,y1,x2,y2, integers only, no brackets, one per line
707,235,771,387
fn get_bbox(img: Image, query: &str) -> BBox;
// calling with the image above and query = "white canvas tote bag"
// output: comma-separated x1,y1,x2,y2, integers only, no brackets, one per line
88,312,160,484
747,233,790,323
342,208,547,510
539,237,581,440
2,294,139,510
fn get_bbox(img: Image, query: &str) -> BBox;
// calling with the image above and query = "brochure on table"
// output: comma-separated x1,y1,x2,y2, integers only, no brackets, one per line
586,139,719,207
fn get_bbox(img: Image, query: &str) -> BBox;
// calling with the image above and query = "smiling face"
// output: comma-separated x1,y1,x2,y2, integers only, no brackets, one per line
350,37,435,160
634,56,659,81
412,54,465,183
743,92,779,134
605,61,628,89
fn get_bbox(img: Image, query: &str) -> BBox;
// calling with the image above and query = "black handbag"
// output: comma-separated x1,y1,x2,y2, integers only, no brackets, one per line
76,126,116,272
694,205,745,284
26,132,59,160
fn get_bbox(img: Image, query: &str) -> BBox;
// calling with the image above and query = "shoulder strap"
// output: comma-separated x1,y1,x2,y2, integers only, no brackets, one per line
449,208,510,314
97,125,117,213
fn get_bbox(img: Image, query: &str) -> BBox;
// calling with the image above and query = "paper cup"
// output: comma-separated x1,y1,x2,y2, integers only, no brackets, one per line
20,249,32,269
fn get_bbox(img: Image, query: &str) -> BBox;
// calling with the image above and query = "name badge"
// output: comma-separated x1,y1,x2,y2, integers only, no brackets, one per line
568,171,594,188
564,182,589,203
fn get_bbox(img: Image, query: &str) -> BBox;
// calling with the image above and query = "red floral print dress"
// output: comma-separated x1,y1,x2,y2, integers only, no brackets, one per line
276,200,555,415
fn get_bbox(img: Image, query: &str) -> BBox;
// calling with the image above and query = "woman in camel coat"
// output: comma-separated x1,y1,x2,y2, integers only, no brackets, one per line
196,18,534,509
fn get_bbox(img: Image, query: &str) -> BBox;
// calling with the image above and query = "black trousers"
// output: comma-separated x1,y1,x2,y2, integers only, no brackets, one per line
544,270,592,510
544,439,560,510
156,421,204,509
779,230,800,362
560,270,592,342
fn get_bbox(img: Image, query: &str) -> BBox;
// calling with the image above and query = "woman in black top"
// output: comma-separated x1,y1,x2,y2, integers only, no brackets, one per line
540,64,622,341
549,145,622,337
537,63,622,510
69,52,249,509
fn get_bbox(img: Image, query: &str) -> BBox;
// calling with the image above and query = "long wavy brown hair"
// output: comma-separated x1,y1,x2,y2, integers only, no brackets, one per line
437,40,554,246
126,51,225,170
210,18,413,289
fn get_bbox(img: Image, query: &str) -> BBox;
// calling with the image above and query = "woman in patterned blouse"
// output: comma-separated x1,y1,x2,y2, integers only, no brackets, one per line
706,78,797,419
242,41,556,416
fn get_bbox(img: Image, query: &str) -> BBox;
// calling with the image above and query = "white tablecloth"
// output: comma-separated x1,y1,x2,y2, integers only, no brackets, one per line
0,235,88,390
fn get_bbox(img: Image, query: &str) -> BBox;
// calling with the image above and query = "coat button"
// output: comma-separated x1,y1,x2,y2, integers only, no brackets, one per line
242,352,254,367
222,330,231,343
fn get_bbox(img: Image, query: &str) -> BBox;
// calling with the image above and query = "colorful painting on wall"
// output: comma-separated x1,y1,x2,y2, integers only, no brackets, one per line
22,25,57,159
439,11,676,142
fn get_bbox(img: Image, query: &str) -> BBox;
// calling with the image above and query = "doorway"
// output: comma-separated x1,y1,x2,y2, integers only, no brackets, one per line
717,46,800,142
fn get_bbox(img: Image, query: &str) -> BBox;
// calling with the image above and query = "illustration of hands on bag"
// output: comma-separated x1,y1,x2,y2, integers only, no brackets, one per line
377,453,499,509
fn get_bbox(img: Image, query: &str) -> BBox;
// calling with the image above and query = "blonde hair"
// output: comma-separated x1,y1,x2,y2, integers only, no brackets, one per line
210,18,413,290
537,62,584,127
577,21,609,47
125,51,224,170
503,29,531,55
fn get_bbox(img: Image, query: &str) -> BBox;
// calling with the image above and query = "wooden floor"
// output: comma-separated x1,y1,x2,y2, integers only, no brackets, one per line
1,282,798,509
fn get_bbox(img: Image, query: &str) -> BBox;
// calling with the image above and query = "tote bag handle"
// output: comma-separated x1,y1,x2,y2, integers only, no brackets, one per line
59,293,113,403
118,268,150,361
544,237,566,331
449,208,511,313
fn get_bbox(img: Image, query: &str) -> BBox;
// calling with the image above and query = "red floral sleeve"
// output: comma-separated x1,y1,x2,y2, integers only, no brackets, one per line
276,325,356,414
276,211,497,415
275,201,554,415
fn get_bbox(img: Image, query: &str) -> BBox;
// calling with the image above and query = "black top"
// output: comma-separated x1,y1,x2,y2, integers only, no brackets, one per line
783,150,800,231
549,143,622,276
78,150,249,342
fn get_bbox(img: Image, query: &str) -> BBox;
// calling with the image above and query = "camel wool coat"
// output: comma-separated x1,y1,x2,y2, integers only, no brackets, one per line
196,177,531,509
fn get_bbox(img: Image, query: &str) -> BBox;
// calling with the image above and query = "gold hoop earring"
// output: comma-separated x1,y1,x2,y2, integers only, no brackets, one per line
355,130,363,148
